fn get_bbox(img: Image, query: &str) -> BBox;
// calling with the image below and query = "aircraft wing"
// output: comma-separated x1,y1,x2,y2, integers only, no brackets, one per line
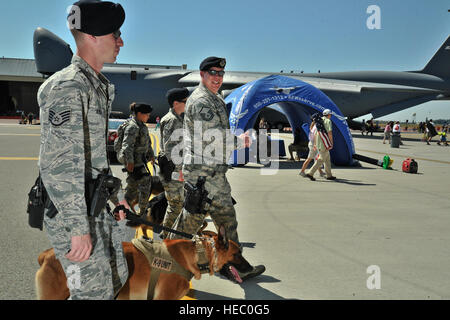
178,71,270,86
291,76,442,94
178,72,441,94
369,93,439,118
178,71,445,119
144,70,191,80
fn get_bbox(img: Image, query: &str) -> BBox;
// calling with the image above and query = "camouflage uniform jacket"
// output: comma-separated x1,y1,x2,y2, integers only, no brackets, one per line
121,118,154,167
38,55,114,237
159,108,184,172
183,83,244,177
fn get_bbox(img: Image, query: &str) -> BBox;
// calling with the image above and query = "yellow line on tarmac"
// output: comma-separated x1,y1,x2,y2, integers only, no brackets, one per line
355,148,450,165
0,157,39,160
149,133,160,155
0,133,40,136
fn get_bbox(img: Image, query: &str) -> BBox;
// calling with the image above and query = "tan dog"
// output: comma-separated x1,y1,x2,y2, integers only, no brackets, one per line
35,226,244,300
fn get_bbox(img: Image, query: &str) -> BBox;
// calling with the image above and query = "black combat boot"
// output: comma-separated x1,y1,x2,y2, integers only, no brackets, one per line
231,258,266,282
219,257,266,283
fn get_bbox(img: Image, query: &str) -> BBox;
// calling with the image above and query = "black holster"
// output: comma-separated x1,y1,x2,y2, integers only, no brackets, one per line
183,176,209,214
157,154,175,182
27,175,48,230
126,166,150,180
85,172,122,218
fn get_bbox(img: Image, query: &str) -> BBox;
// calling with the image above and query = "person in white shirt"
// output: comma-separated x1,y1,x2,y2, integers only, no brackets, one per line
392,121,403,145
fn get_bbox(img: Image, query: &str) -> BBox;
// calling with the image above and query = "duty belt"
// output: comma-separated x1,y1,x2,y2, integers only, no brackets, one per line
200,165,230,177
214,165,229,175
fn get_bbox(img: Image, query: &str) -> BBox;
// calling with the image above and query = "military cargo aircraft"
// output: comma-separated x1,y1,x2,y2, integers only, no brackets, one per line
33,27,449,126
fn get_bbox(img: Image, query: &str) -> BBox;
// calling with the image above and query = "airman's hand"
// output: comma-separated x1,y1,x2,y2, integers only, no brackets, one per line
114,198,131,221
65,234,92,262
126,162,134,173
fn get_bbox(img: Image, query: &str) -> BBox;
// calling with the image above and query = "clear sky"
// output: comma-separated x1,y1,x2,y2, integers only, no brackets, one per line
0,0,449,121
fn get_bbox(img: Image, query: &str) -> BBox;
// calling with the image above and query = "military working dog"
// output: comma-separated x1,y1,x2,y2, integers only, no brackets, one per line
35,226,244,300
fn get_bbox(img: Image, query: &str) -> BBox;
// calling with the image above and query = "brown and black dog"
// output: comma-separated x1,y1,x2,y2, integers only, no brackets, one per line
35,226,244,300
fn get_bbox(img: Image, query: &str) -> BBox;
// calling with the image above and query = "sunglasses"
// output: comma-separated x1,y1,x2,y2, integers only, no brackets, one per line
207,70,225,77
113,30,122,40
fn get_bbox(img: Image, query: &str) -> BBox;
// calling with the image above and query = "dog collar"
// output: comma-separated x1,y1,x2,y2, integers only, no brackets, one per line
193,236,219,274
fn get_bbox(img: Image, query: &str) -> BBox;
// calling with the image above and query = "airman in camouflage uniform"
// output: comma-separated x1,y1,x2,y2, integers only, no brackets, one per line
158,88,189,238
38,1,128,299
121,103,154,216
168,57,265,282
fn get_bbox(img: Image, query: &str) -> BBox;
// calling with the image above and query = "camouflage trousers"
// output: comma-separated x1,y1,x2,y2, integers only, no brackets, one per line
124,171,152,215
168,172,239,246
43,209,129,300
161,179,184,238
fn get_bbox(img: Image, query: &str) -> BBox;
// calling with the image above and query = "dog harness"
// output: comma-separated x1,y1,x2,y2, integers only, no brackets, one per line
131,235,219,299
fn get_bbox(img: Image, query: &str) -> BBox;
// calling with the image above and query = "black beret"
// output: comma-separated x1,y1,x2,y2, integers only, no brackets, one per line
68,1,125,36
166,88,190,107
133,103,153,114
199,56,226,71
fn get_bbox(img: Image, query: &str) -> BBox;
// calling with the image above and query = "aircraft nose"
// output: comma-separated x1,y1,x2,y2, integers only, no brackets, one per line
33,27,73,75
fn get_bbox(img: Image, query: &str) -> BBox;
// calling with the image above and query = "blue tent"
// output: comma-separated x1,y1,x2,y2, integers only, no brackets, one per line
225,75,355,166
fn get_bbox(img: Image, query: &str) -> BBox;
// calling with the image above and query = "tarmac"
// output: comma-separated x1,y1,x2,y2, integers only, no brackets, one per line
1,119,449,300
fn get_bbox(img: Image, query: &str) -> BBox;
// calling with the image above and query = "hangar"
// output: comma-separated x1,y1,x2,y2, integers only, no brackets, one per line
0,56,184,117
0,58,45,116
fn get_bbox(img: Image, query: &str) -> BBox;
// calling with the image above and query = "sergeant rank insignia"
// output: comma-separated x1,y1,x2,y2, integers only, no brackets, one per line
49,109,71,127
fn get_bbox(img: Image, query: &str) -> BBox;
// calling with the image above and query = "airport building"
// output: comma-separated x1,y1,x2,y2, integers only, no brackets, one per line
0,58,44,116
0,57,187,117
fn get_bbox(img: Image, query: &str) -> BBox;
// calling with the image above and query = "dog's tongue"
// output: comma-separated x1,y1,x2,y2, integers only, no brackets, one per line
229,265,243,284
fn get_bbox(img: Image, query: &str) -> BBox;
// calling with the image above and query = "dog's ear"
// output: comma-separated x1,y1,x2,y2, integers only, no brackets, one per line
218,225,229,250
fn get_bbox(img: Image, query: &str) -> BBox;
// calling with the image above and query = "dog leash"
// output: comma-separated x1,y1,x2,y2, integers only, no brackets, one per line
113,205,195,240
